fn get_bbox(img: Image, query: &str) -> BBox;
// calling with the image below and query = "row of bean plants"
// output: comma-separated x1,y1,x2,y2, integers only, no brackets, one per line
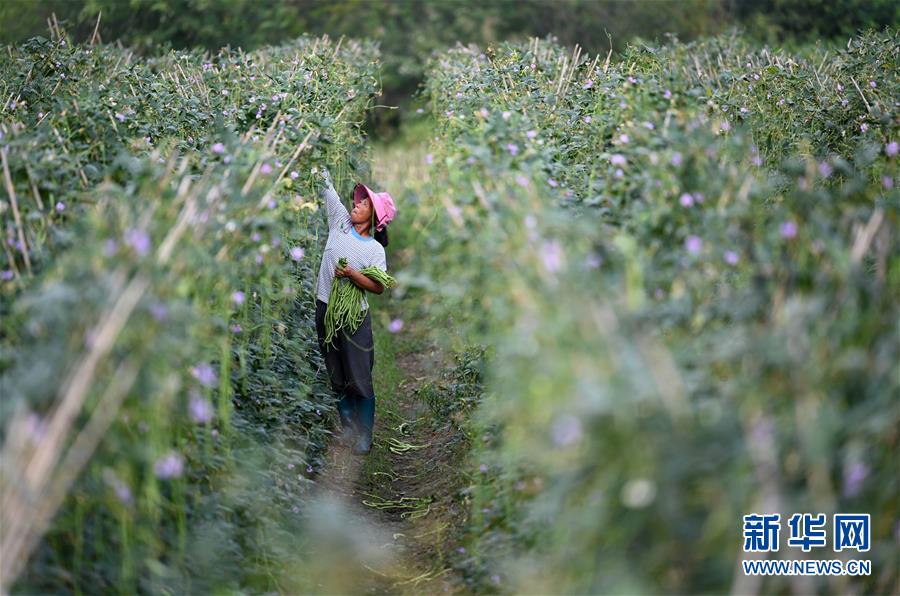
414,30,898,594
1,31,379,593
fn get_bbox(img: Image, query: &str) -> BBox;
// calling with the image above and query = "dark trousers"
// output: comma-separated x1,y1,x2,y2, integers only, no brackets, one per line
314,298,375,399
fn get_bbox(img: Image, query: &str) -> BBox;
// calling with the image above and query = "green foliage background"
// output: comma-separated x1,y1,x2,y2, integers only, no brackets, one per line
2,0,897,136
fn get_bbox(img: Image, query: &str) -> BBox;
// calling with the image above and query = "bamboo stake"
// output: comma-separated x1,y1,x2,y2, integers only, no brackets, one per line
24,165,45,211
850,77,872,114
1,147,32,275
89,11,102,45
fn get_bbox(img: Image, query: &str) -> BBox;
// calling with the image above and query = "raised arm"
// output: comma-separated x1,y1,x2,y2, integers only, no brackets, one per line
318,168,349,228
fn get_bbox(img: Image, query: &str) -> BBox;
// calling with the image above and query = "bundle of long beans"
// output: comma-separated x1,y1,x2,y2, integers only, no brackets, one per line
323,257,396,347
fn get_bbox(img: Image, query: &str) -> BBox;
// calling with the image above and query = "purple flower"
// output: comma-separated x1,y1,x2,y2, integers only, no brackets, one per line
479,107,489,118
425,153,433,165
306,464,313,473
267,199,277,209
290,170,299,179
149,302,168,322
288,463,295,469
886,141,898,157
860,123,868,133
501,111,511,120
23,412,47,442
515,174,529,188
506,143,519,156
154,452,184,480
671,152,683,167
719,120,731,132
663,89,672,99
541,240,564,273
388,318,404,333
479,464,488,473
679,192,694,207
817,161,833,178
231,324,242,333
614,168,624,179
610,154,626,167
693,192,705,204
189,393,214,424
780,221,798,239
124,228,150,257
842,460,869,498
232,291,245,305
869,80,876,88
643,121,655,130
251,232,261,242
466,156,477,164
103,239,118,256
583,115,592,124
416,108,424,114
55,201,65,212
457,547,466,554
882,176,893,189
115,112,125,122
112,479,132,504
724,250,739,265
583,79,593,89
619,134,630,144
191,362,218,388
260,163,273,175
685,235,703,255
1,270,13,281
627,76,637,84
547,178,558,188
526,129,537,139
290,246,305,261
551,413,583,446
211,142,225,154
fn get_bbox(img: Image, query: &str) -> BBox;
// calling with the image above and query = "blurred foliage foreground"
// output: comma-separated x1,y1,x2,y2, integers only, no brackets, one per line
0,29,382,593
409,29,899,594
1,14,898,596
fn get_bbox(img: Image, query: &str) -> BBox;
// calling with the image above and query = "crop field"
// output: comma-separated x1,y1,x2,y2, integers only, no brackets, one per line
0,7,897,596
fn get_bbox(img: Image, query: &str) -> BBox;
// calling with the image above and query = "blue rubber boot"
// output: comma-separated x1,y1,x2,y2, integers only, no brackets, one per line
352,396,375,455
336,392,357,445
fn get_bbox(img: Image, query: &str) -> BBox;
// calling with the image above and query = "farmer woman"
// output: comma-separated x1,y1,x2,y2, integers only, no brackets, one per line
314,167,396,455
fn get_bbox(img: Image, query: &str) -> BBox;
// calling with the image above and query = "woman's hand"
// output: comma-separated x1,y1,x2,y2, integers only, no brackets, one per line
320,166,333,187
334,263,355,278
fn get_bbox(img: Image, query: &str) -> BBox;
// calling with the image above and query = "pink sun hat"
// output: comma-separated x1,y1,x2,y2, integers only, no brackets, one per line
353,182,396,232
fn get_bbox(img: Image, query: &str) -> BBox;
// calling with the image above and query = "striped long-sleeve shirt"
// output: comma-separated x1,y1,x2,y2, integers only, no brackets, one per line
314,180,387,311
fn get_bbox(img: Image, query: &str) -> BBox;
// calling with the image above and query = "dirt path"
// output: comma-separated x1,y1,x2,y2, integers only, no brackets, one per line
304,131,470,595
310,314,465,595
